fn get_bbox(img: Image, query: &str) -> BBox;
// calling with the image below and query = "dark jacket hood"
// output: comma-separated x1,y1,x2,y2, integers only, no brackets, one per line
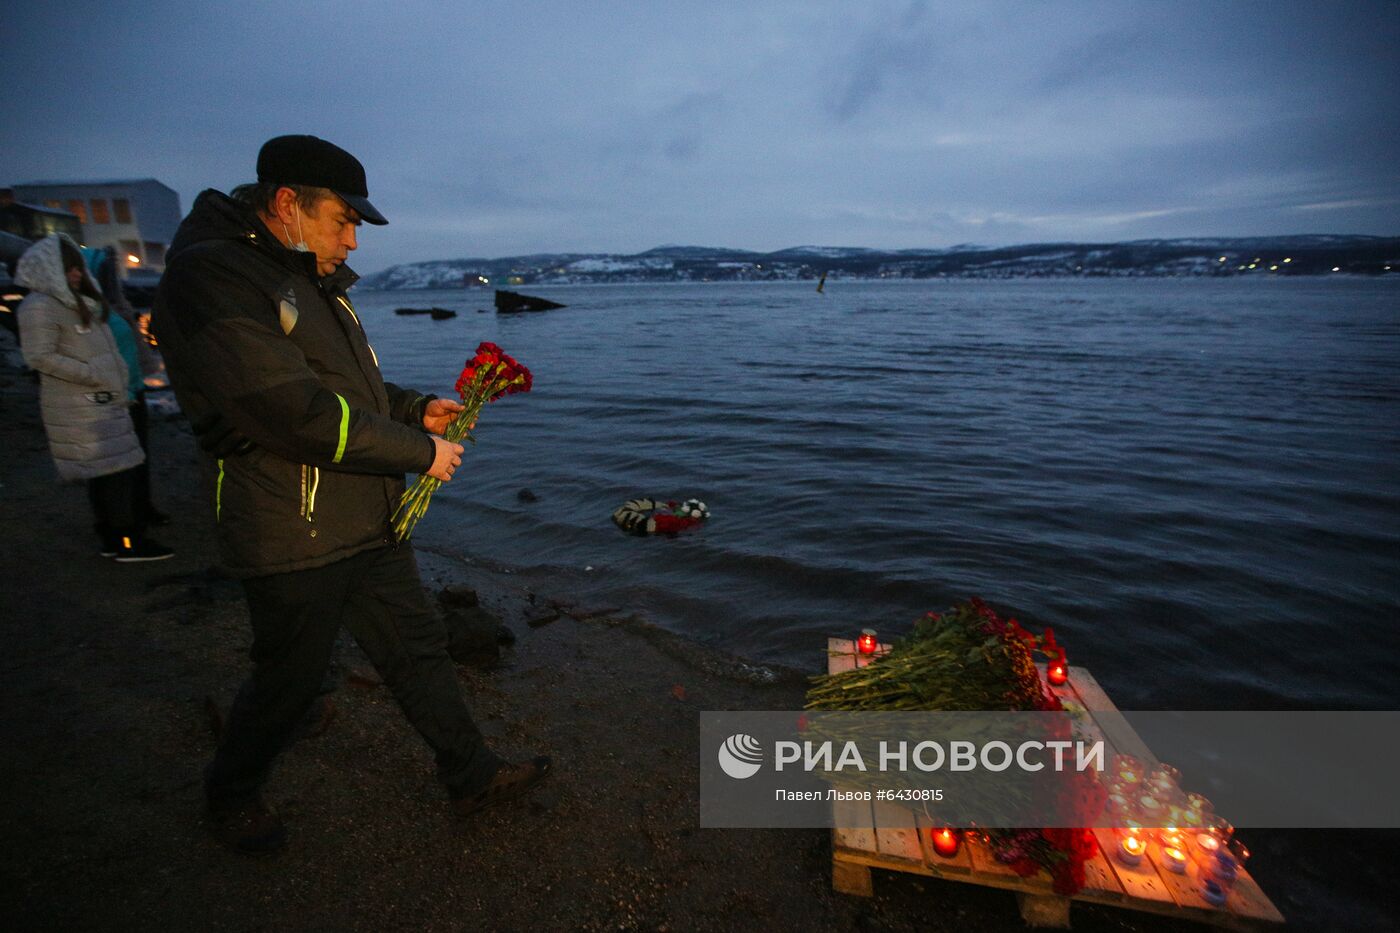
167,189,358,292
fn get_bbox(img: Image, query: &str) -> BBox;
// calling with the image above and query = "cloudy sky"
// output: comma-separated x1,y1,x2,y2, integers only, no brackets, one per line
5,0,1397,272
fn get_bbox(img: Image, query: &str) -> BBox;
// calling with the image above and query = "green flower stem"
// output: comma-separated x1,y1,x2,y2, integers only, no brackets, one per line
392,382,508,542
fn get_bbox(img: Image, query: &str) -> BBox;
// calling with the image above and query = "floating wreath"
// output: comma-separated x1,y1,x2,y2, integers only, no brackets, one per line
612,497,710,535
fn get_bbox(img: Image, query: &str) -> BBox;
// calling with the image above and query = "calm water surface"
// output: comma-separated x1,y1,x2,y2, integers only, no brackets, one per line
354,279,1399,710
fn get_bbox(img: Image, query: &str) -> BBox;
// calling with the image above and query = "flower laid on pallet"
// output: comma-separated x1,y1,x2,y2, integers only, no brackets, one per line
392,341,532,542
805,598,1103,895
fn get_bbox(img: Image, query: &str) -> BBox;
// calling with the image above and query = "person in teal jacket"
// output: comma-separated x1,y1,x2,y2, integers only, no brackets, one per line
82,246,168,526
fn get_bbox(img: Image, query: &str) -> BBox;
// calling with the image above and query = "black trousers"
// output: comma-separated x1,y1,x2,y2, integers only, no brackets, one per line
87,467,144,546
129,391,153,513
87,400,150,547
205,544,501,809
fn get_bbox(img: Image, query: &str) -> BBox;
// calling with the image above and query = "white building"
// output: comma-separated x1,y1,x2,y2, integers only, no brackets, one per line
9,179,181,274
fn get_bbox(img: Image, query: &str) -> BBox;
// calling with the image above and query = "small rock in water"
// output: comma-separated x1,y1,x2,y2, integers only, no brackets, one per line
517,488,539,502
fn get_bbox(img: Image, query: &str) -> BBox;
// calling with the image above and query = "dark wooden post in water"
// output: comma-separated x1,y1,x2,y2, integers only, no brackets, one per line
495,290,566,313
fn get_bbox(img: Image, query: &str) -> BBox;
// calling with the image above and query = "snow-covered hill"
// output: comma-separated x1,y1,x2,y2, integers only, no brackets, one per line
358,237,1399,289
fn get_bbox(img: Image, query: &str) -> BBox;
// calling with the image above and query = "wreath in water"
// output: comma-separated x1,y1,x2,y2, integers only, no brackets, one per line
612,498,710,535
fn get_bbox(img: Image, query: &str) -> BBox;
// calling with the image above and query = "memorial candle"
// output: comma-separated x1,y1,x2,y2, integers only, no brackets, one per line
1184,793,1213,829
1163,846,1188,874
931,827,960,858
1113,755,1144,786
1117,833,1146,867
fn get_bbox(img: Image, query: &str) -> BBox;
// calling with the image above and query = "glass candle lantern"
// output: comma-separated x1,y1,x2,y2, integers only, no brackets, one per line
1112,754,1144,786
1183,793,1213,829
1162,845,1188,874
1116,830,1147,867
930,827,960,858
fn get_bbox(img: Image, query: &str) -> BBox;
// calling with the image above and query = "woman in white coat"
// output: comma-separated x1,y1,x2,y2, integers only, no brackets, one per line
16,233,173,561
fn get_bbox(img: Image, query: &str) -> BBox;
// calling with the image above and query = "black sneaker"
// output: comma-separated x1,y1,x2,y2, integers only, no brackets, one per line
114,540,175,562
208,799,287,856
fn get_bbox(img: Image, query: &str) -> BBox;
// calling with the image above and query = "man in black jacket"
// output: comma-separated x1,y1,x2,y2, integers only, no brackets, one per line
153,135,549,855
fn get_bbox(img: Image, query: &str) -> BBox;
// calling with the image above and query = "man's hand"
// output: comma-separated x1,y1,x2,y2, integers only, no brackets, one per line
428,435,464,482
422,398,464,434
192,409,256,457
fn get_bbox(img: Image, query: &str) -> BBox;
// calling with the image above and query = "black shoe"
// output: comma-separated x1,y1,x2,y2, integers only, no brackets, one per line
207,799,287,856
114,540,175,562
452,756,552,817
291,697,338,742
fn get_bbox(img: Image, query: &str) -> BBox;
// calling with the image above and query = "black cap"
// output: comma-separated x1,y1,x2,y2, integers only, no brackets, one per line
256,134,388,225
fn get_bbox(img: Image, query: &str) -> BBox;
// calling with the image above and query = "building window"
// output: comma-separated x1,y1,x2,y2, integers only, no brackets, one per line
90,199,111,224
45,199,62,210
67,199,89,223
113,198,132,224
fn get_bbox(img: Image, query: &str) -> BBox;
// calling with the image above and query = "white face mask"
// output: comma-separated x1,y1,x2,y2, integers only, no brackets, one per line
282,209,310,253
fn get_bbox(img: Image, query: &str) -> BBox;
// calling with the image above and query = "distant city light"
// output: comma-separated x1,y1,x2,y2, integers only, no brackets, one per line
1269,265,1279,271
1283,257,1292,263
1332,267,1341,272
1248,263,1257,269
126,254,141,265
1218,256,1227,262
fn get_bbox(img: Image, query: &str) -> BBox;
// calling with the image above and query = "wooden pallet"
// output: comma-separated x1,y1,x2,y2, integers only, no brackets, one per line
824,637,1285,929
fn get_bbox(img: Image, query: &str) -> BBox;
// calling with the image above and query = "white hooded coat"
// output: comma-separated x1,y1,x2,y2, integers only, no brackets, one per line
16,234,145,482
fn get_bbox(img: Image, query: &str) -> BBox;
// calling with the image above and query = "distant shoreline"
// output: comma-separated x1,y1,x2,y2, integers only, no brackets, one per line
359,271,1400,291
360,235,1400,289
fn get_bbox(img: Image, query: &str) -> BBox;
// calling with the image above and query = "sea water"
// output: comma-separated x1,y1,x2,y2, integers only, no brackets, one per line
353,277,1399,710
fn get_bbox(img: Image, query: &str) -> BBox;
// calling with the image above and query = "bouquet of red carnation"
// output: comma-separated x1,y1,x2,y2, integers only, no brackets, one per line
392,341,532,542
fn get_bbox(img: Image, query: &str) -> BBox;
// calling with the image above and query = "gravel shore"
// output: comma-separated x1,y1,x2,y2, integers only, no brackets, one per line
0,339,1198,932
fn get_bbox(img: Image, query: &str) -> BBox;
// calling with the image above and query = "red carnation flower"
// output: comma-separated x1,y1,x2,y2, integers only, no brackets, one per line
394,341,533,542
